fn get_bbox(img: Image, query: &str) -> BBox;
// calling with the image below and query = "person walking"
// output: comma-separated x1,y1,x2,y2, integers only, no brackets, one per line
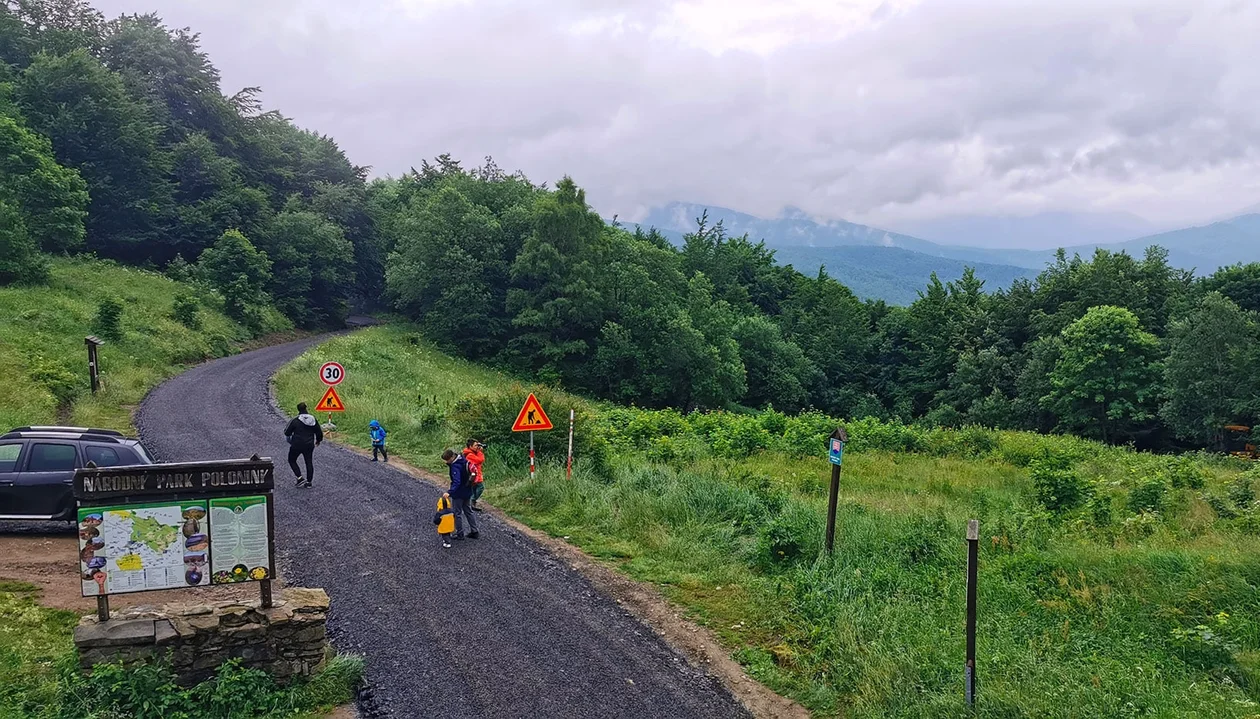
462,439,486,511
284,402,323,488
441,448,479,540
369,420,388,462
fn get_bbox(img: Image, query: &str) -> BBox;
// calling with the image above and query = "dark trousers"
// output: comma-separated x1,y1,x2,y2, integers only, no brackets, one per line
373,444,388,461
453,496,479,536
288,445,314,482
472,482,484,504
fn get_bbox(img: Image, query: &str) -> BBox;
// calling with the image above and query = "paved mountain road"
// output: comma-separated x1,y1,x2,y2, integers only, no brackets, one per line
136,337,749,719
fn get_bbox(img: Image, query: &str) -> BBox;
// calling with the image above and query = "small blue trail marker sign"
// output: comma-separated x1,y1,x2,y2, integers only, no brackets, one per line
829,437,844,466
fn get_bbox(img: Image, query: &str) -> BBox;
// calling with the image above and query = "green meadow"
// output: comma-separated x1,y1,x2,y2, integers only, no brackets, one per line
277,326,1260,717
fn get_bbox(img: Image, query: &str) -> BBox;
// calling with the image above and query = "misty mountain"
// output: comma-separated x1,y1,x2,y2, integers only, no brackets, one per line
630,203,1260,300
627,203,1038,302
770,246,1033,305
891,211,1159,250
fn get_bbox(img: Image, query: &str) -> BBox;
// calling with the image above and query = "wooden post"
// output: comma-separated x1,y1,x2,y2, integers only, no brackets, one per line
965,519,979,707
85,336,104,394
260,492,276,609
825,427,848,554
566,409,575,479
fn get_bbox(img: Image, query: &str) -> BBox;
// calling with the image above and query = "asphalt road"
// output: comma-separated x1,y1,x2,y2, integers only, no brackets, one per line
136,337,749,719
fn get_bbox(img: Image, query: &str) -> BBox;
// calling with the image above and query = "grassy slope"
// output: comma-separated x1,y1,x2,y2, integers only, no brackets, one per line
276,326,1260,718
0,257,288,432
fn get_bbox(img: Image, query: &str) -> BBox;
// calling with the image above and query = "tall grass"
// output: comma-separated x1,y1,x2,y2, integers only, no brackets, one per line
0,257,289,432
278,326,1260,716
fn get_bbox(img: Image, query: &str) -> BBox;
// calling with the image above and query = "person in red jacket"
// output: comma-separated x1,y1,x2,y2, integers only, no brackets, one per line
462,438,486,512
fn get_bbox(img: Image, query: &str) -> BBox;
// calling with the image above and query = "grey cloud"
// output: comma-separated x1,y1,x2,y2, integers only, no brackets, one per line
91,0,1260,231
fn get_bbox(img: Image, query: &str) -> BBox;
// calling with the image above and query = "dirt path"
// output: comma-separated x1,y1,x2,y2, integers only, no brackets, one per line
133,337,751,719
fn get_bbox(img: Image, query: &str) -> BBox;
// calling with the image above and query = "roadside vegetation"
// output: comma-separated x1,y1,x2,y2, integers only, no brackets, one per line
279,327,1260,717
0,256,289,433
0,581,362,719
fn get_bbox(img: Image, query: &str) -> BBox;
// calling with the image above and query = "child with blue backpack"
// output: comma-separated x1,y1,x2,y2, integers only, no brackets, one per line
369,420,388,462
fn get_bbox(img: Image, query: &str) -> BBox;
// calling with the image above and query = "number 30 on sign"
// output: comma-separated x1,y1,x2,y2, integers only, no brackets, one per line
319,362,345,386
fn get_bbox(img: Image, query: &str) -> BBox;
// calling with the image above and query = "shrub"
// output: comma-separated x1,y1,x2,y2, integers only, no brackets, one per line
1225,475,1254,510
28,355,79,406
1088,493,1116,528
93,296,124,341
1030,453,1092,512
1127,478,1168,515
172,293,201,329
1165,456,1207,490
755,499,823,569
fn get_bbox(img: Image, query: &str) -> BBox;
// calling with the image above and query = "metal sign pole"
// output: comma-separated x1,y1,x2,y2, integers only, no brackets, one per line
97,595,110,622
965,519,979,707
567,409,575,479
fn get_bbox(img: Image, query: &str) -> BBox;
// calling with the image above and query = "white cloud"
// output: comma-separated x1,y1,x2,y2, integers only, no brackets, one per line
91,0,1260,235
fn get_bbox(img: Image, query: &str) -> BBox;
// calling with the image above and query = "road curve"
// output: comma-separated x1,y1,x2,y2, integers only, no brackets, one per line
136,337,749,719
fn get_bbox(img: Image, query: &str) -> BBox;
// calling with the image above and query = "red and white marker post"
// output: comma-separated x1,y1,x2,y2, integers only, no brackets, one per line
566,409,575,479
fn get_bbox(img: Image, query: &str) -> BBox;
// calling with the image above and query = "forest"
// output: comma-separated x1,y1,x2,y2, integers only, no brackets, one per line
3,0,1259,452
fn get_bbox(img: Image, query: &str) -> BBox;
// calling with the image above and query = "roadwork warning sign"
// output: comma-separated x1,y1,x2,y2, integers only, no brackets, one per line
317,386,345,412
512,393,553,432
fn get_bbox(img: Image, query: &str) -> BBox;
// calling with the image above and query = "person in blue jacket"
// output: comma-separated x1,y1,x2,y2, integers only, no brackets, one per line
369,420,388,462
441,448,479,540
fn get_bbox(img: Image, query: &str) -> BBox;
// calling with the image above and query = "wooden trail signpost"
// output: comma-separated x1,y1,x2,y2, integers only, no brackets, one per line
825,426,847,554
512,393,553,478
73,457,278,622
965,518,979,707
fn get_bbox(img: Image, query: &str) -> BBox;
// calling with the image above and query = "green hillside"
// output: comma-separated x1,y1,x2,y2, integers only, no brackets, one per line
0,257,289,432
277,327,1260,717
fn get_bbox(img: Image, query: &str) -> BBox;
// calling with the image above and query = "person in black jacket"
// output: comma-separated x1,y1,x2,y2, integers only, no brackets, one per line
284,402,323,488
441,448,479,540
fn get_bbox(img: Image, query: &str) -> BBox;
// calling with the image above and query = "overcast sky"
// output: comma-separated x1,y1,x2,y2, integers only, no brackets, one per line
93,0,1260,235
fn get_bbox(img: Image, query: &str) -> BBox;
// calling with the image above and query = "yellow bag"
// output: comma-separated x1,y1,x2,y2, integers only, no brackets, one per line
436,496,456,535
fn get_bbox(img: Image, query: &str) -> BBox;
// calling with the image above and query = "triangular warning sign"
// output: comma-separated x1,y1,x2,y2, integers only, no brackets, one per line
512,393,553,432
317,386,345,412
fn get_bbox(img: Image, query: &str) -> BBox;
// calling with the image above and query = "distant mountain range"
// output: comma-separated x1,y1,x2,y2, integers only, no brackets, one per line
620,202,1260,304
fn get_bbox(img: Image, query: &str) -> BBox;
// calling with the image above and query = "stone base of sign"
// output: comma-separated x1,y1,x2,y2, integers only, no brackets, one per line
73,587,330,685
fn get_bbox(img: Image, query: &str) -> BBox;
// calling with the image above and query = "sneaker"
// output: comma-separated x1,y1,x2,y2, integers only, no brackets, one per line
293,475,304,487
371,458,378,463
442,540,452,548
453,534,465,541
471,505,484,513
303,480,312,488
467,532,480,539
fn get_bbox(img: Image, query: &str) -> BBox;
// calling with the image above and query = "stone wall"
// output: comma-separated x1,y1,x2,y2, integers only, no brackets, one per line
73,587,331,685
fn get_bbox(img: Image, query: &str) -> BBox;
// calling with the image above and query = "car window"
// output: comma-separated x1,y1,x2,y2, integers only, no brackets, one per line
0,443,21,473
27,443,77,472
85,446,122,467
131,443,153,464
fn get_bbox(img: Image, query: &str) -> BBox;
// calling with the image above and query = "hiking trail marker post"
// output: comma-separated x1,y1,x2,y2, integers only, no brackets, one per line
317,362,345,430
512,393,553,478
85,336,104,394
825,427,847,554
965,518,979,707
566,409,575,479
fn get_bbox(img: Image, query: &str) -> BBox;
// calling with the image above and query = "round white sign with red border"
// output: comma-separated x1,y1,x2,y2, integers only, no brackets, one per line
319,362,345,386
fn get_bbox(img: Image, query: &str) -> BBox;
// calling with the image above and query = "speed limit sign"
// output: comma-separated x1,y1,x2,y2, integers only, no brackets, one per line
319,362,345,386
